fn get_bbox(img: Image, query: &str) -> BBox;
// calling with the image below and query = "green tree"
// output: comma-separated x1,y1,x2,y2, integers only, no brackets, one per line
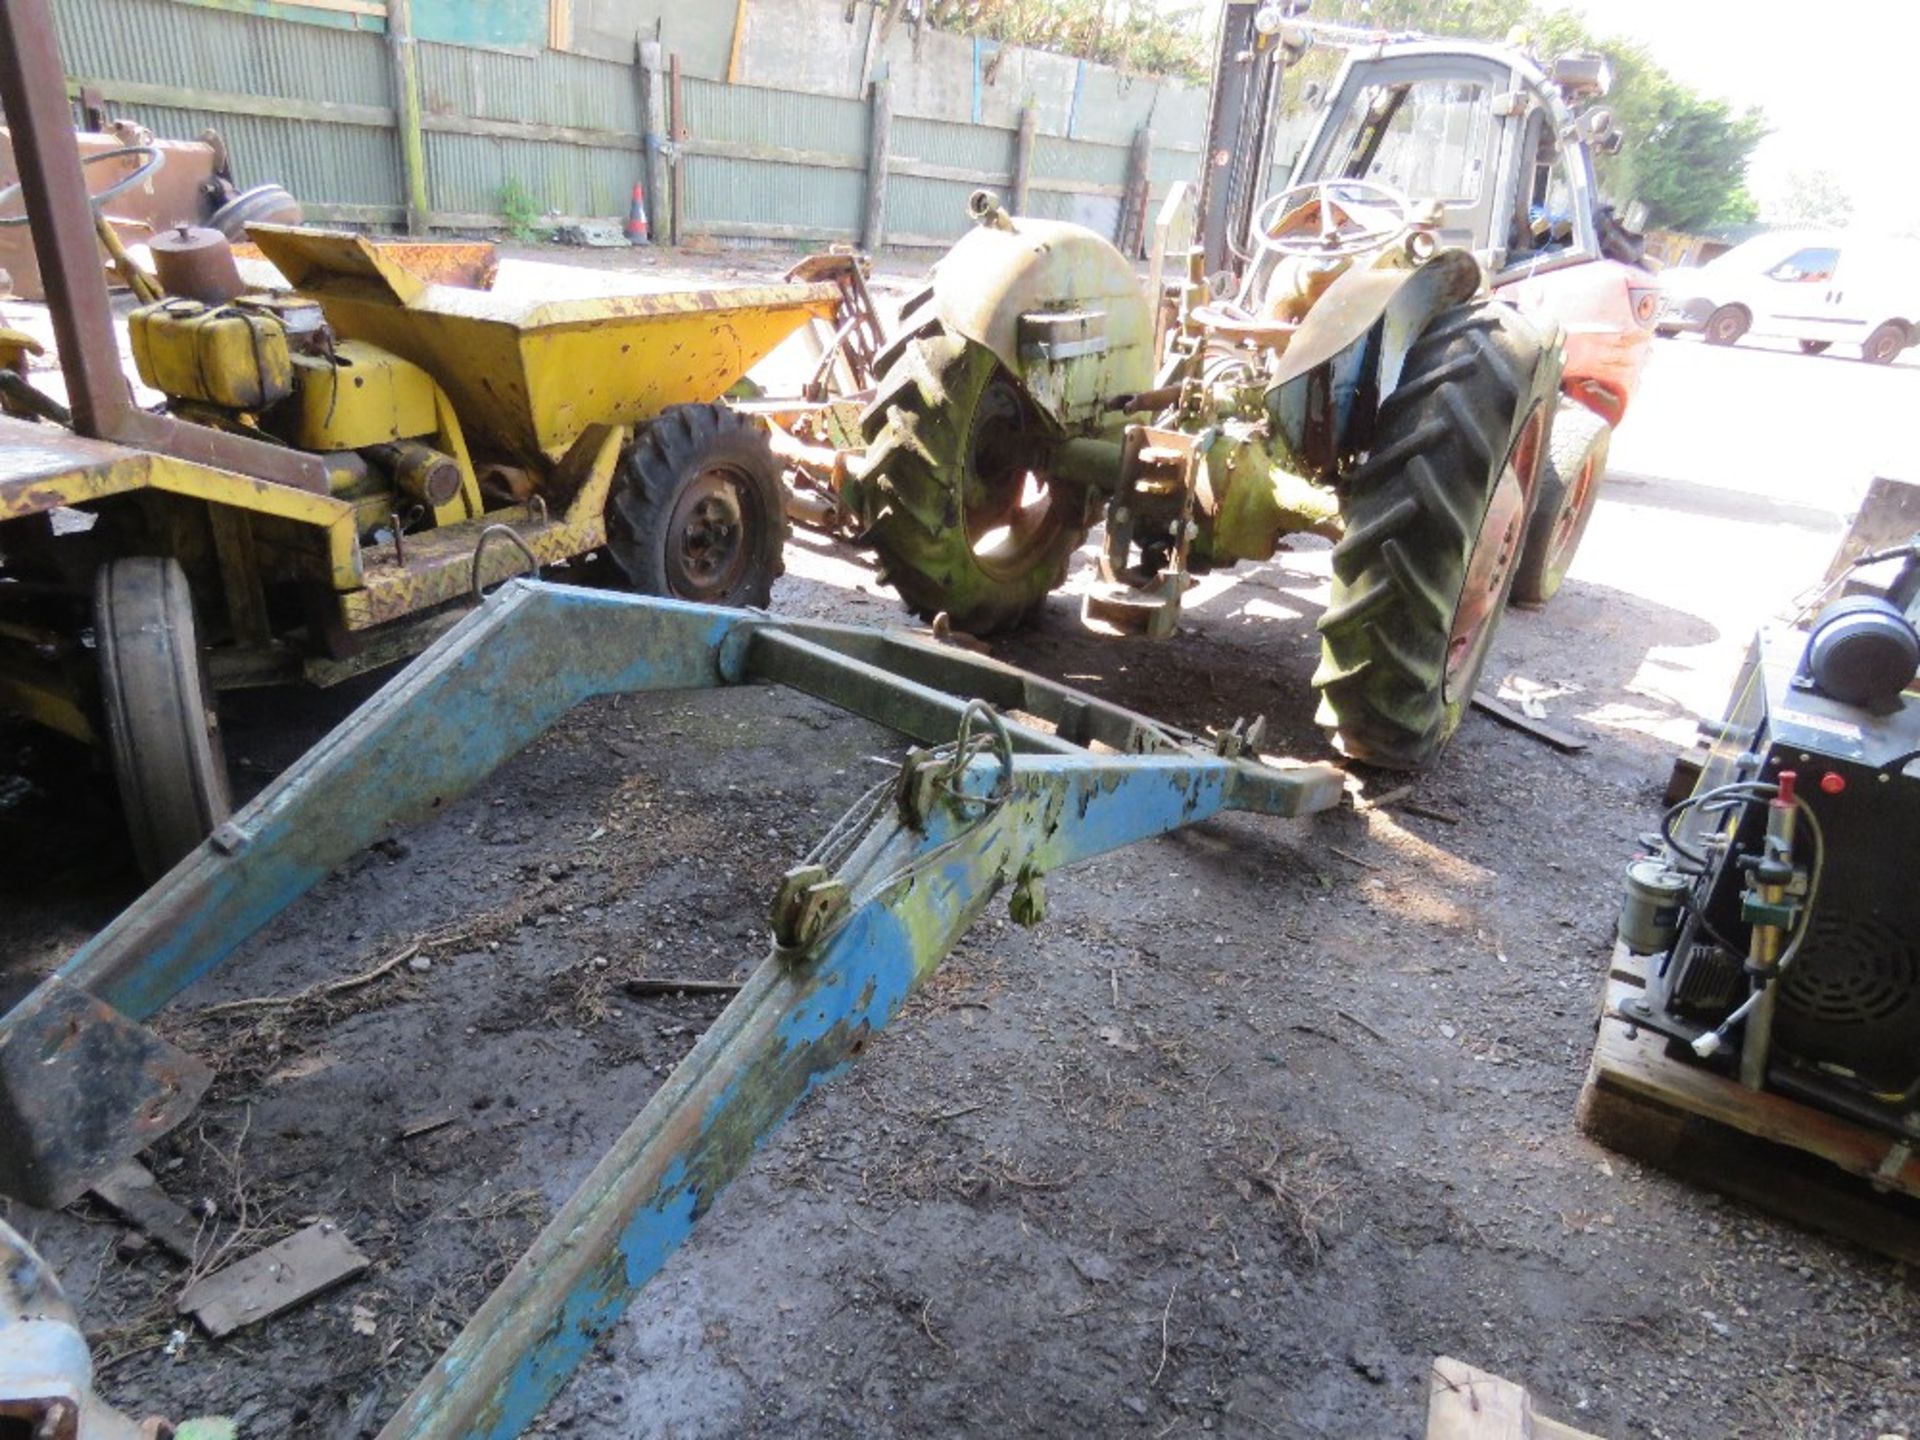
1768,167,1854,229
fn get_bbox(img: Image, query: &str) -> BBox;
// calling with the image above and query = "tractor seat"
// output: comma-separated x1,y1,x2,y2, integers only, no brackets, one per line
1188,300,1298,350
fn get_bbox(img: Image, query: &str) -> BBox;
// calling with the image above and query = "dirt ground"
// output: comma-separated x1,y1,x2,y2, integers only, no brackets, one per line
1,242,1915,1440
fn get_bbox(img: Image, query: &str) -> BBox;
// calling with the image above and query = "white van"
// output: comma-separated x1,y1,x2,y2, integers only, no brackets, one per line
1656,230,1919,363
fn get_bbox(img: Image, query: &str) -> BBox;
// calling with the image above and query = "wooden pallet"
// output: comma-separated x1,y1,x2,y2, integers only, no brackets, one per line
1577,944,1920,1265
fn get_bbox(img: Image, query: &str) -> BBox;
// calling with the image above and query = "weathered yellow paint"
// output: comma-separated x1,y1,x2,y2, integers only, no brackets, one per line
245,226,839,466
0,658,92,743
337,426,623,630
128,301,295,411
0,420,362,591
291,340,440,451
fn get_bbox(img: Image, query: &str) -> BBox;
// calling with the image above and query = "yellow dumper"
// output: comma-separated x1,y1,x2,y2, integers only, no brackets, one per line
0,220,842,875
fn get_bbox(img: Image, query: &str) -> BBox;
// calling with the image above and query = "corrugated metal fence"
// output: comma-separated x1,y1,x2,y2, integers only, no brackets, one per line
47,0,1209,251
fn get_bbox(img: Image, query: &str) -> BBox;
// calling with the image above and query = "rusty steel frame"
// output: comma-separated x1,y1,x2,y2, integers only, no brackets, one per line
0,580,1343,1436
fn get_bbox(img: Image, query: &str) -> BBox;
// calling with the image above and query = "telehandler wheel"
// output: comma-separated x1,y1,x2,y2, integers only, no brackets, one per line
607,403,788,609
1512,404,1610,607
94,556,232,879
1313,302,1557,770
856,326,1089,636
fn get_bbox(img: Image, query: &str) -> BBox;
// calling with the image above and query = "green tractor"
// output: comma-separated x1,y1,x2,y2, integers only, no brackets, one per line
844,10,1648,770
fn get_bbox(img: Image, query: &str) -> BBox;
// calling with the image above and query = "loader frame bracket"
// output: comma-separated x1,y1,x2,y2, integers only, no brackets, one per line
0,582,1343,1438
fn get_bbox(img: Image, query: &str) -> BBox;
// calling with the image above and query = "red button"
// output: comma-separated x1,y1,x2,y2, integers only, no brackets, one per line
1819,771,1846,795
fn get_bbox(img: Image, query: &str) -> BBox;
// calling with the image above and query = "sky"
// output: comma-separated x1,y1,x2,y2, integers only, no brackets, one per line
1559,0,1919,233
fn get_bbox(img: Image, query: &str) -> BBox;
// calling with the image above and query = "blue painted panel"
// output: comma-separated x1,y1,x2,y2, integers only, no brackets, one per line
413,0,545,53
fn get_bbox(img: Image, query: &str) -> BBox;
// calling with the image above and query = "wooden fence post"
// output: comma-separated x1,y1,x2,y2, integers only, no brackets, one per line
862,76,892,252
1010,102,1035,214
635,39,669,243
386,0,430,234
1119,123,1154,254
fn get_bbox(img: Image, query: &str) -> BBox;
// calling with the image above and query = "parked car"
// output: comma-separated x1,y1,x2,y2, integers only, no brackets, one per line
1657,229,1920,362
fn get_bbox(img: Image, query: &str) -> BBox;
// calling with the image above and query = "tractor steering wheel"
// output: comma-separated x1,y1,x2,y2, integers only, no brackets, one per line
0,145,167,228
1251,178,1414,261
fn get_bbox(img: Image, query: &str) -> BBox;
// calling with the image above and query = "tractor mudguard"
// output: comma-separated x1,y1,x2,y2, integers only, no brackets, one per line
1266,248,1483,478
929,215,1156,430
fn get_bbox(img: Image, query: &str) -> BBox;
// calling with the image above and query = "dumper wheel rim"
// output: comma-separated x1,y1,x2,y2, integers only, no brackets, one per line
94,556,232,878
1513,404,1610,607
1313,301,1559,770
607,403,788,609
856,327,1087,636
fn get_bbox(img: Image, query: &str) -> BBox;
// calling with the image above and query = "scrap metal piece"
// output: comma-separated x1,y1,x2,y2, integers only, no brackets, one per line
0,974,209,1208
0,1218,145,1440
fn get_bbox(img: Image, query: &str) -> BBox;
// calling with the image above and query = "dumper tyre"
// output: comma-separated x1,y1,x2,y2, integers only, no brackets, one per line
608,403,788,609
94,556,232,879
1314,302,1557,769
1512,403,1610,607
856,326,1088,635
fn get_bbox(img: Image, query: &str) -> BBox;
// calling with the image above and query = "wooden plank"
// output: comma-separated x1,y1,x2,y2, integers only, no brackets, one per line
1011,104,1036,212
177,1220,368,1337
66,77,392,130
91,1160,202,1262
679,138,863,173
1426,1357,1603,1440
681,220,859,244
890,157,1010,188
1578,948,1920,1263
1471,691,1588,752
419,112,641,153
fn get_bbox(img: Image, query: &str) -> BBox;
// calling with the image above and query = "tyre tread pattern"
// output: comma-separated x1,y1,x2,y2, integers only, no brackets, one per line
606,402,788,609
1313,302,1556,769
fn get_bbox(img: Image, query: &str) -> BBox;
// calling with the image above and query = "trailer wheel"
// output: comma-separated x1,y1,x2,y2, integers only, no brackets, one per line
855,325,1088,635
1512,404,1610,607
1862,322,1907,365
1703,305,1749,347
607,403,787,608
94,556,231,878
1314,302,1558,769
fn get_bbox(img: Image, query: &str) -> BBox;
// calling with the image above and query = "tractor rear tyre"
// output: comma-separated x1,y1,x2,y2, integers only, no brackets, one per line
856,325,1088,635
94,556,232,878
607,403,787,609
1862,322,1907,365
1314,302,1557,769
1512,404,1610,607
1703,305,1749,347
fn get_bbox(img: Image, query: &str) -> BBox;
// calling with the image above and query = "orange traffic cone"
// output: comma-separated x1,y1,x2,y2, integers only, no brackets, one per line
625,182,651,245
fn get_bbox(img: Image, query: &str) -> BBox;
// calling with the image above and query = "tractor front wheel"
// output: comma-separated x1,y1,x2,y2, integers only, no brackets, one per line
856,326,1088,635
1314,302,1557,769
1512,404,1610,607
607,404,787,609
95,556,232,878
